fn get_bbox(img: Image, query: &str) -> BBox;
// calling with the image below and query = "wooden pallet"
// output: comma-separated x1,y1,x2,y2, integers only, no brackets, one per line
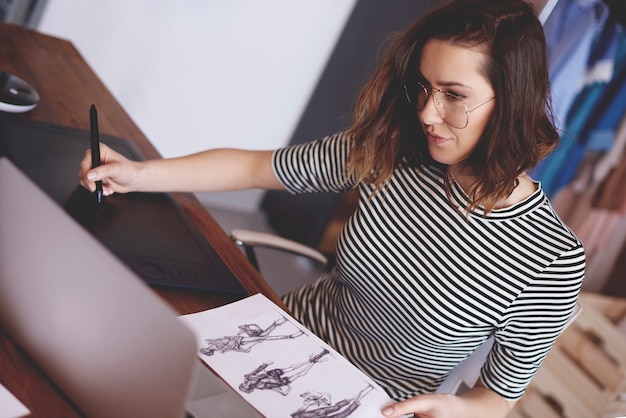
508,293,626,418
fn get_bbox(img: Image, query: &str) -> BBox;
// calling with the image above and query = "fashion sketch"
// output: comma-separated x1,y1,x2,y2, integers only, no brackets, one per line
200,316,304,356
239,349,330,395
291,385,375,418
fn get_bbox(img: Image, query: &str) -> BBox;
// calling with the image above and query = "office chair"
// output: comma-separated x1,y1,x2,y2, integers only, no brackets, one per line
230,228,582,395
231,229,329,273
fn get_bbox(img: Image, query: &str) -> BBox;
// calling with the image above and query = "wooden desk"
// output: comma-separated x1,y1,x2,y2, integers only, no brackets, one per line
0,21,280,416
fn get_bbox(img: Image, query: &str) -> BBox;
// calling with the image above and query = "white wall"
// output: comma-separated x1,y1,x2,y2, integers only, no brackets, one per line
38,0,356,211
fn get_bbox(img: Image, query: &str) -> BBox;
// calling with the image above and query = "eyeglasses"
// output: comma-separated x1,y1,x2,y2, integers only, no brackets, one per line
404,82,495,129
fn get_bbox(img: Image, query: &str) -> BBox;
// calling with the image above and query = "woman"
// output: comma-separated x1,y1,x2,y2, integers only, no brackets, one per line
79,0,585,416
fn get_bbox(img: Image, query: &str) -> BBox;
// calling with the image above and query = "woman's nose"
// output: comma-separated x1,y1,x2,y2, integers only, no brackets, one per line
418,96,444,126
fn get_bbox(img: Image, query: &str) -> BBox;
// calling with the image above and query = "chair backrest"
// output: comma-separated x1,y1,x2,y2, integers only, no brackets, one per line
436,337,494,395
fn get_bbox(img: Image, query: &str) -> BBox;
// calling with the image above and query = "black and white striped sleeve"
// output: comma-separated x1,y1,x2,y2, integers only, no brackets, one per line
481,242,585,399
272,132,355,194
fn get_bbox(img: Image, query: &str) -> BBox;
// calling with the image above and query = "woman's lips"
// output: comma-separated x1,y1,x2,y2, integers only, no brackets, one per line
426,132,450,145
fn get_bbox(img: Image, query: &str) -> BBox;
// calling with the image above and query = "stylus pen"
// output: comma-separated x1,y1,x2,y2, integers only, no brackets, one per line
89,104,103,204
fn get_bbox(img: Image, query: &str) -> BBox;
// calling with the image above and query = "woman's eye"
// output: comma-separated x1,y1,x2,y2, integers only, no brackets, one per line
445,90,464,100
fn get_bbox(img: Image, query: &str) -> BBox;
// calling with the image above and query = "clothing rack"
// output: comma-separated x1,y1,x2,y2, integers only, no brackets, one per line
535,0,626,296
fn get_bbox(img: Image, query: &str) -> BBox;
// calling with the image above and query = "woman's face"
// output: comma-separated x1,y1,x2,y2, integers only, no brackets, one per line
417,39,495,168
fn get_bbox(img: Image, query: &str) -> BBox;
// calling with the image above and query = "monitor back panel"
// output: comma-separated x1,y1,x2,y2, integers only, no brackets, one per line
0,158,200,418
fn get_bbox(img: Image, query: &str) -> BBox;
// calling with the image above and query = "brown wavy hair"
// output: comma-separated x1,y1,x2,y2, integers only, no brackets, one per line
344,0,559,214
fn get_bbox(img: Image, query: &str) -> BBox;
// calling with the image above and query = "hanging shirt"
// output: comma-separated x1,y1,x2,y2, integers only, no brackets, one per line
532,0,609,186
535,5,617,196
542,0,609,129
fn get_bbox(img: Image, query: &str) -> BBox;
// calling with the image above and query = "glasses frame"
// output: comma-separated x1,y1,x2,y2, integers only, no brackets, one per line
404,82,495,129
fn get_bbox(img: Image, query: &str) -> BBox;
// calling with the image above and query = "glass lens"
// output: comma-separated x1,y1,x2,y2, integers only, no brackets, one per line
414,83,468,129
415,85,429,110
433,91,468,128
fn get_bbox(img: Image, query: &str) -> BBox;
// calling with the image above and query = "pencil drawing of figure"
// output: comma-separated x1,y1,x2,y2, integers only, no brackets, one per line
239,349,330,395
200,316,303,356
293,391,332,413
290,384,374,418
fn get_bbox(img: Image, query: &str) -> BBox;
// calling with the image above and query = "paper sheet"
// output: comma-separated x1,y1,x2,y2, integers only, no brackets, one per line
0,382,29,418
181,293,391,418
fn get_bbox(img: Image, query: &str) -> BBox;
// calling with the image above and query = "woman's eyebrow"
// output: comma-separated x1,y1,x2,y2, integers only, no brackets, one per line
417,75,472,90
436,80,472,89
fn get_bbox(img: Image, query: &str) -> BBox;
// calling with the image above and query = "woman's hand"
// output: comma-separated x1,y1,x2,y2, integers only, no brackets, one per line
382,393,460,418
381,385,514,418
79,143,142,195
80,144,282,195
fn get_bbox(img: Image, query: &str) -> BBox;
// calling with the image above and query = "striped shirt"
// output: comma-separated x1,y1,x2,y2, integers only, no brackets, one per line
275,133,585,401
